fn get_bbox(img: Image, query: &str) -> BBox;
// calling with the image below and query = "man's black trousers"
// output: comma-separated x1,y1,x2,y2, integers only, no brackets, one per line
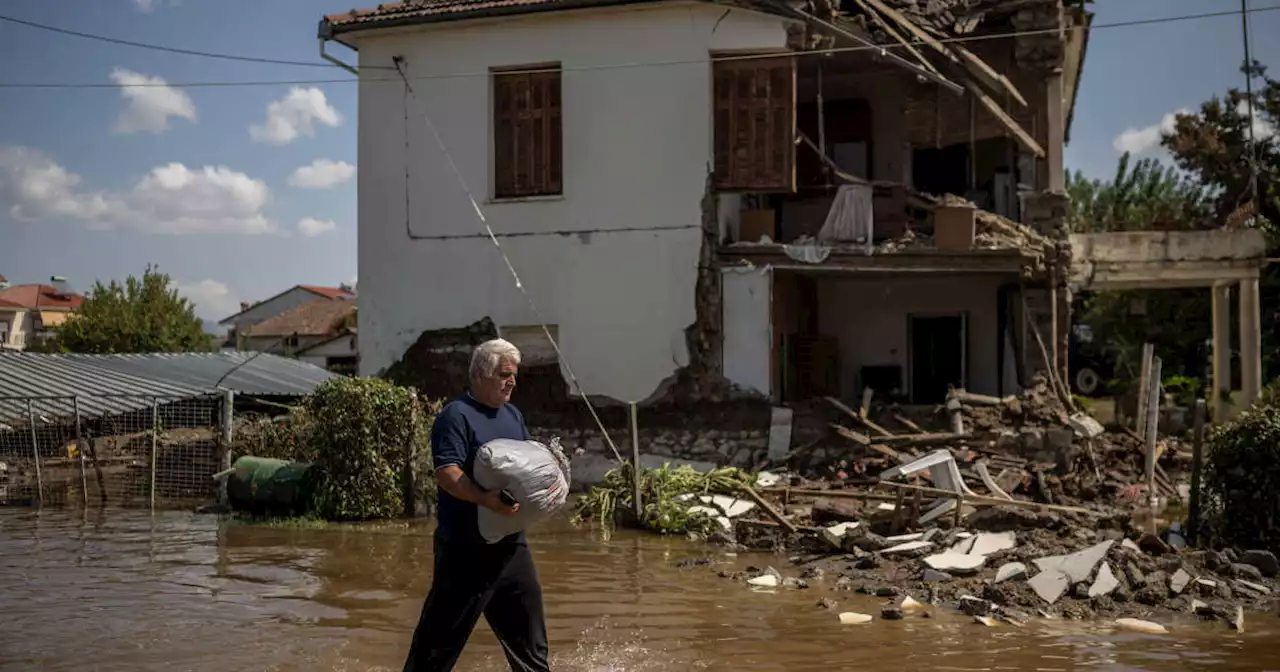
403,532,549,671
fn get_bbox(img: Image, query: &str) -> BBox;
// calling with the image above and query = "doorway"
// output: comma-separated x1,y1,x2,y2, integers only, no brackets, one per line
909,314,967,404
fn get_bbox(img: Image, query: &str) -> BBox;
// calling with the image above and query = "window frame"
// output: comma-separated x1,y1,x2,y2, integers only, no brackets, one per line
711,53,798,193
490,62,564,201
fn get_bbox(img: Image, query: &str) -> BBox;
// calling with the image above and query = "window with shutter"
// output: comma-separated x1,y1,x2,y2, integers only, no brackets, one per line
713,55,797,192
493,65,563,199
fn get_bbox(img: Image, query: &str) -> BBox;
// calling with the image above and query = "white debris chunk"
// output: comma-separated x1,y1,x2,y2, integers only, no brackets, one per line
1028,570,1071,604
1033,540,1115,583
1237,579,1271,595
995,562,1027,583
1122,538,1141,552
1169,569,1191,595
838,612,873,625
882,540,933,556
973,615,997,627
900,595,926,611
968,532,1017,556
704,495,755,518
822,522,860,548
1088,562,1119,598
923,552,987,575
755,471,781,488
1115,618,1168,634
748,574,779,587
884,532,925,543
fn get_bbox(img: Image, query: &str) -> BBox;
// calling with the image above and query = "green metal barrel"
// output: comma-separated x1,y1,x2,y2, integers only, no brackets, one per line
226,456,316,517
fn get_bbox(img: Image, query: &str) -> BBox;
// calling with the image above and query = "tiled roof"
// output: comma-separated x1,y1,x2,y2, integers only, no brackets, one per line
320,0,1030,34
0,284,83,311
0,297,23,310
243,298,356,338
0,352,337,427
322,0,661,33
301,284,356,300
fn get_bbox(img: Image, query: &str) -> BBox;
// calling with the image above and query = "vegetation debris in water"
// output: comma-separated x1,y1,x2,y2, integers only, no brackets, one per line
572,462,754,536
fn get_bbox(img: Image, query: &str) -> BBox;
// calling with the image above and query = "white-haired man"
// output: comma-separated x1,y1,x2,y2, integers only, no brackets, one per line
403,338,549,672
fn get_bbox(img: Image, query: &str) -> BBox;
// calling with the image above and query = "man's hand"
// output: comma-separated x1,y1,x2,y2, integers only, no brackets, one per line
483,490,520,516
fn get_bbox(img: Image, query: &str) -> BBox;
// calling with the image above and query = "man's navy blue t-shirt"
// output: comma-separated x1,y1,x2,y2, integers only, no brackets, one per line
431,393,531,544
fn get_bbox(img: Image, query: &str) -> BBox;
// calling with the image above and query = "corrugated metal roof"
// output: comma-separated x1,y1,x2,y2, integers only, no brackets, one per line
0,352,337,428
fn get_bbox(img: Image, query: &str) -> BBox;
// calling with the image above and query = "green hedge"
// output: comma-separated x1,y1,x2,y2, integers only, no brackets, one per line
1202,384,1280,551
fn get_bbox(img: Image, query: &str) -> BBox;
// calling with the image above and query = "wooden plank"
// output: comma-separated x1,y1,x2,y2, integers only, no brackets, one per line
826,396,895,438
859,387,874,419
739,482,799,534
892,413,926,434
950,41,1029,107
859,0,963,67
830,423,871,446
849,0,940,75
812,497,862,523
965,75,1045,158
874,481,1096,515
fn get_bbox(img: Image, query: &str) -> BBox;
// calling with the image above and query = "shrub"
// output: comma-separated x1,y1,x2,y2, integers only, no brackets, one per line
1201,389,1280,551
305,377,436,521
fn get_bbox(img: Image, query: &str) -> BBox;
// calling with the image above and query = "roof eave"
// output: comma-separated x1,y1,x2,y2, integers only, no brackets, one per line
319,0,674,38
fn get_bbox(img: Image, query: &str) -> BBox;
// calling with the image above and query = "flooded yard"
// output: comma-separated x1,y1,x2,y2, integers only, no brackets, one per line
0,508,1276,671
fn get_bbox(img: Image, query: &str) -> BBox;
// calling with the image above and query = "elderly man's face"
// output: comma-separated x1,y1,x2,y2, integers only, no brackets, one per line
475,358,518,406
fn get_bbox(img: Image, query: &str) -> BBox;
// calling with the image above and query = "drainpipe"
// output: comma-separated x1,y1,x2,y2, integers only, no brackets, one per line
320,38,359,75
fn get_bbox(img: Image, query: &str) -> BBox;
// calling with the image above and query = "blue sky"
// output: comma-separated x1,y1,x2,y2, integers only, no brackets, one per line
0,0,1276,324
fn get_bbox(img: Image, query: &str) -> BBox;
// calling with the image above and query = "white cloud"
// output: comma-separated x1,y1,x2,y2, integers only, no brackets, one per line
1112,108,1190,155
0,145,276,235
110,68,197,134
133,0,156,11
249,87,341,145
171,279,239,321
1236,99,1276,141
288,159,355,189
297,217,337,237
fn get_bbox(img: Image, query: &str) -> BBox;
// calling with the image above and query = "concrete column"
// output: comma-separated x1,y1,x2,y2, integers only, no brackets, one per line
1239,276,1263,408
1211,282,1233,421
1045,68,1065,193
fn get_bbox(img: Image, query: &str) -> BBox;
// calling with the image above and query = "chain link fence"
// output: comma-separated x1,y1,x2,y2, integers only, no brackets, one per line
0,393,229,510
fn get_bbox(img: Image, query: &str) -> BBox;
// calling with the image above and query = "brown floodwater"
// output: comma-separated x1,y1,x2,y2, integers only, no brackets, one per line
1,508,1277,672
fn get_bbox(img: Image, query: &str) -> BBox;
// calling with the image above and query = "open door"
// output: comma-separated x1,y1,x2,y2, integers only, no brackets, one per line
909,314,967,404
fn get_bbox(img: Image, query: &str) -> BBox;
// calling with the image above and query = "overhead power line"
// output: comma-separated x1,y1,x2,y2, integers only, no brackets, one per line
2,4,1279,90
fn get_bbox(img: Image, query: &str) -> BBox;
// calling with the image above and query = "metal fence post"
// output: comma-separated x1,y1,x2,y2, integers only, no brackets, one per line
1188,398,1207,545
26,399,42,507
150,398,159,511
218,390,234,506
73,396,87,508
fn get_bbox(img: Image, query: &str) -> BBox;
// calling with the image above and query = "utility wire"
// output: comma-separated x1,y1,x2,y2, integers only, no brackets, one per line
2,5,1279,89
1240,0,1261,220
392,59,628,466
0,13,355,69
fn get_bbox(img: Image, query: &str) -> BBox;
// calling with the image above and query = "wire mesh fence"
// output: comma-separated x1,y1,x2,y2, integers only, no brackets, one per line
0,393,228,510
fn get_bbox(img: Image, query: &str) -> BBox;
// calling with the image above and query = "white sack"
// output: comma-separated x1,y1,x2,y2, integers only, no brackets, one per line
473,437,571,543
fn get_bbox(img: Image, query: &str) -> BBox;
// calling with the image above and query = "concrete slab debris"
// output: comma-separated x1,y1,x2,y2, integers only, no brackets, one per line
704,495,755,518
1122,538,1141,553
882,540,933,556
1033,540,1115,583
1088,562,1119,598
1229,606,1245,632
900,595,926,611
973,615,996,627
876,503,898,512
1115,618,1168,635
1190,599,1209,614
923,569,953,582
968,531,1017,556
687,505,732,532
1028,569,1071,604
995,562,1027,583
1067,412,1105,438
838,612,873,625
748,574,780,587
885,532,926,543
923,552,987,575
950,536,977,554
1169,568,1191,595
823,522,860,548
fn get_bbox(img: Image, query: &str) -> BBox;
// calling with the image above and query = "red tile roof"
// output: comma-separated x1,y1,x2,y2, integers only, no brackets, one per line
244,298,357,338
0,297,23,310
0,284,84,311
300,285,357,300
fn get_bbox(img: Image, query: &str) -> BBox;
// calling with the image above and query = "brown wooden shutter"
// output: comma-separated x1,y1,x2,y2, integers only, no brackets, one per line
713,55,797,192
493,67,562,199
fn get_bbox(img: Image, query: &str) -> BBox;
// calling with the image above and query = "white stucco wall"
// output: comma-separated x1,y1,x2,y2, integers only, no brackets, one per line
349,3,789,402
816,274,1011,397
722,267,772,395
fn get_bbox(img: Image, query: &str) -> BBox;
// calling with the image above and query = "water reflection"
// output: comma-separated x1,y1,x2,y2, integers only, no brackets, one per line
0,508,1275,671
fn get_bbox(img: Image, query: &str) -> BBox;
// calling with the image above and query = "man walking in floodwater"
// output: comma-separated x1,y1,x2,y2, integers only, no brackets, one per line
403,338,550,672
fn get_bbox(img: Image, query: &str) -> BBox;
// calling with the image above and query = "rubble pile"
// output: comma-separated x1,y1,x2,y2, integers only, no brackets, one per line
663,377,1278,626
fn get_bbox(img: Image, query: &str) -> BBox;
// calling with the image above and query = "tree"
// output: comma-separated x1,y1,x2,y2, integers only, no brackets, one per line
1068,155,1217,389
49,265,211,354
1163,61,1280,381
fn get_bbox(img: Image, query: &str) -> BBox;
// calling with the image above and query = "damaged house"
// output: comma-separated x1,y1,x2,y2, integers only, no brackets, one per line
320,0,1091,409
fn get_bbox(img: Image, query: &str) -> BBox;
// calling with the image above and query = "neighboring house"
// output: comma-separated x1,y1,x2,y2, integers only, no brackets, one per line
0,280,84,351
240,298,358,374
218,284,355,349
319,0,1091,405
